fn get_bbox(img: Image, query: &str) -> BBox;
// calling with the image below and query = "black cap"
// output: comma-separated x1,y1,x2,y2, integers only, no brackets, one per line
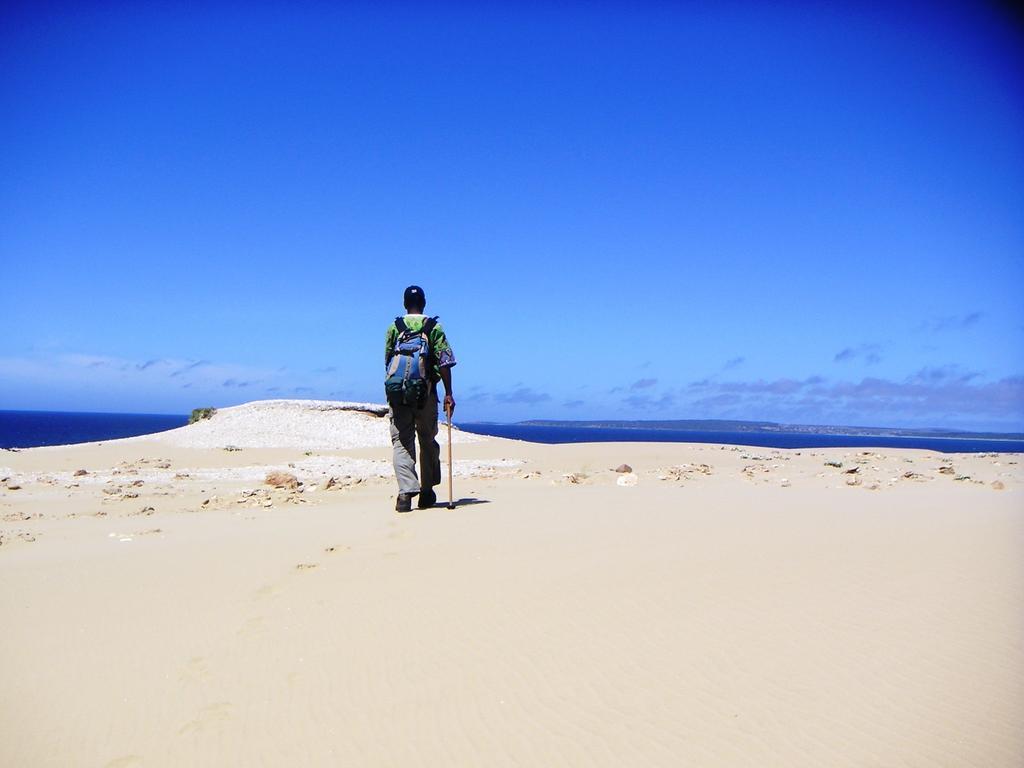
403,285,426,308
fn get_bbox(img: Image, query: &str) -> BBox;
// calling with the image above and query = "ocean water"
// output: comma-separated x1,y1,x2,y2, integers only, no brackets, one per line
0,410,188,449
2,410,1021,454
458,423,1024,454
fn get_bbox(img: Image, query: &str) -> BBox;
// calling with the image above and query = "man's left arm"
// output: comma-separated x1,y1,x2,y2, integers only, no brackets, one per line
432,324,457,416
439,366,455,417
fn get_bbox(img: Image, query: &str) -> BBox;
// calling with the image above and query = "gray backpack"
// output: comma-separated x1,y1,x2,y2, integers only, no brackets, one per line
384,316,437,408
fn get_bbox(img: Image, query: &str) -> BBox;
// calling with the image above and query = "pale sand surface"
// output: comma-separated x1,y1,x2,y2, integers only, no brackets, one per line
1,402,1022,766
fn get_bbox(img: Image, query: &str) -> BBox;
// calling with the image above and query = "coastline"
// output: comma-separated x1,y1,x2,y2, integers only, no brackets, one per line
459,422,1024,454
7,404,1024,453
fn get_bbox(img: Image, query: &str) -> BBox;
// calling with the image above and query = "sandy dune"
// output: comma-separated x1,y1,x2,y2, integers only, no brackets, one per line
1,402,1022,767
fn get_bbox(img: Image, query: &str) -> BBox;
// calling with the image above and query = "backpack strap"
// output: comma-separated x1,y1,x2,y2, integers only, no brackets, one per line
423,316,439,337
394,316,408,333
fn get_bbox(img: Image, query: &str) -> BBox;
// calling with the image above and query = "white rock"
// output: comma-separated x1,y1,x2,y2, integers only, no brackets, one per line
132,399,487,451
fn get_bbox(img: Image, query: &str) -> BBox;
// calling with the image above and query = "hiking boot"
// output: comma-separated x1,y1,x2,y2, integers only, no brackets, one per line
395,493,415,513
417,488,437,509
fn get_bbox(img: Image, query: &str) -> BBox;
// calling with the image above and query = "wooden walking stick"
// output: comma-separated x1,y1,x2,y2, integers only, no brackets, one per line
445,400,455,509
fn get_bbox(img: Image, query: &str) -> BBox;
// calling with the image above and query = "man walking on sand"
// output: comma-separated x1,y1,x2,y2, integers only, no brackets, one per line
384,285,457,512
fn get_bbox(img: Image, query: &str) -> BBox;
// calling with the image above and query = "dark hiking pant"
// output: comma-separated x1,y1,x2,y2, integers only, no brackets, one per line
388,388,440,495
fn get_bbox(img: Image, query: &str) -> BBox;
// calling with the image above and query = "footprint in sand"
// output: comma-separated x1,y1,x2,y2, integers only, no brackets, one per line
179,656,210,684
103,755,143,768
236,615,265,638
178,701,233,735
255,583,284,599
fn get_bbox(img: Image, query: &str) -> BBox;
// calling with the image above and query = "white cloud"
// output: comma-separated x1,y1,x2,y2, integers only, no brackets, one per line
0,351,345,409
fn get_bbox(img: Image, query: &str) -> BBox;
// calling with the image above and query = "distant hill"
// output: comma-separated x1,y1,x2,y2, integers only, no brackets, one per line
518,419,1024,441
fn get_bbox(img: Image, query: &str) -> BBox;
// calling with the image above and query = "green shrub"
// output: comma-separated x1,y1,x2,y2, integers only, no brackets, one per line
189,407,217,424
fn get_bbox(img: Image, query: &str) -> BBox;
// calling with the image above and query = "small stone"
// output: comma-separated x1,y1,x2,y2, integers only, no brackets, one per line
845,477,862,486
825,461,843,468
265,472,300,489
992,481,1005,491
5,484,22,491
614,464,633,474
73,469,89,477
844,467,860,475
938,466,955,475
616,474,639,487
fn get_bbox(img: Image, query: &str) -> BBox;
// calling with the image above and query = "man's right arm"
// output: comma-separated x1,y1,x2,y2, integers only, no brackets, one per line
384,325,396,368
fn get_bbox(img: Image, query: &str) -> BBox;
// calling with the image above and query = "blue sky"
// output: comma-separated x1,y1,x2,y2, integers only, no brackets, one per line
2,1,1022,430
